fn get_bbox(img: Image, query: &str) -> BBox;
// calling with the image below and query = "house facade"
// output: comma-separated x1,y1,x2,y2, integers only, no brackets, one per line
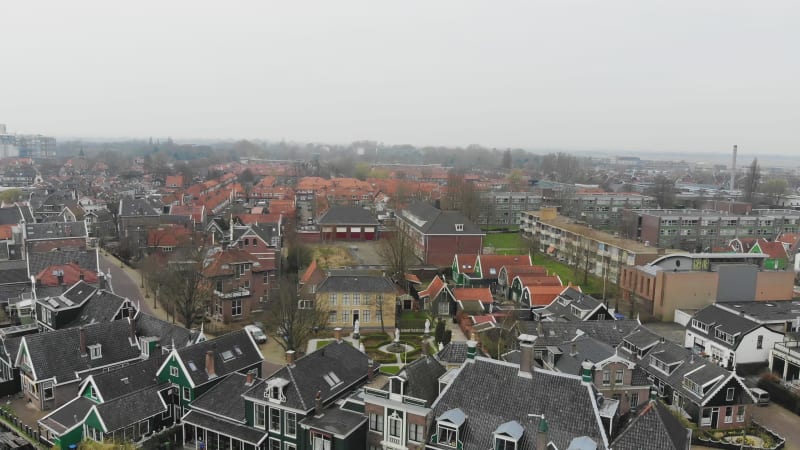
203,248,269,323
314,271,398,330
398,203,484,267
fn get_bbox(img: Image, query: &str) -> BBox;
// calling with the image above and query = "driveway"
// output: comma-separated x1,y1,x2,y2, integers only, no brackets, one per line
751,403,800,450
99,252,171,322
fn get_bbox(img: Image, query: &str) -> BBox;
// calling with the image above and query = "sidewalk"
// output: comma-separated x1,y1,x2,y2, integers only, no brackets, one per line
98,250,173,325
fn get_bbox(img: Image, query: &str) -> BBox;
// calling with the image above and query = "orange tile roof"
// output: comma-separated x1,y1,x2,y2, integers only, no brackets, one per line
452,287,493,304
478,254,531,276
36,263,99,286
0,224,13,240
516,274,562,287
419,276,447,298
203,248,264,277
529,285,573,306
147,225,192,247
754,238,788,259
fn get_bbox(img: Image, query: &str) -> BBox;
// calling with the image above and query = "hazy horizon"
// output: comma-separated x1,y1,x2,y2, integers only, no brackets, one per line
2,1,798,154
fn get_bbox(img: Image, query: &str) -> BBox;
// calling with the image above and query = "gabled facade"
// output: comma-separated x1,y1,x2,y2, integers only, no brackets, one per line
498,264,547,300
399,203,484,267
35,281,136,332
638,341,755,430
203,248,269,323
534,287,615,322
450,254,478,287
314,271,398,330
747,238,789,270
418,275,456,317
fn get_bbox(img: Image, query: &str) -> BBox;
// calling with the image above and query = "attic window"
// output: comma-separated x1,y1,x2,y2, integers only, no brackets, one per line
323,371,342,388
221,350,235,361
88,344,102,360
187,361,198,372
455,224,464,232
493,420,524,450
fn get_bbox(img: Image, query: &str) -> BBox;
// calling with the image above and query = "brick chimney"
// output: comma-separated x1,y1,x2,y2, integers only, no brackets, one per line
129,316,137,342
314,390,323,417
518,334,537,376
334,327,342,343
79,327,87,356
285,350,296,365
205,350,216,377
245,371,254,386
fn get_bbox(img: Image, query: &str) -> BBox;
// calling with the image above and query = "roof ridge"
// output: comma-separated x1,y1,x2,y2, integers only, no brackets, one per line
285,365,307,410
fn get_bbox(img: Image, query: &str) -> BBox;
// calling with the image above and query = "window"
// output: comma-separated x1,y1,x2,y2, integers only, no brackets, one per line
376,308,383,321
243,279,250,290
299,300,314,309
216,280,224,292
757,335,764,350
88,344,102,360
736,405,746,422
182,386,191,401
285,412,297,437
602,370,610,386
270,407,281,432
269,438,281,450
629,393,639,409
724,406,733,423
330,293,337,306
170,366,178,377
232,299,243,316
455,224,464,232
328,311,337,323
311,432,331,450
495,437,517,450
354,293,361,305
139,420,149,436
438,425,458,447
342,310,350,324
408,423,424,442
285,444,297,450
255,403,266,429
615,369,624,385
161,407,171,420
389,413,402,438
726,387,735,402
43,382,54,400
362,310,371,323
343,294,350,306
369,413,384,432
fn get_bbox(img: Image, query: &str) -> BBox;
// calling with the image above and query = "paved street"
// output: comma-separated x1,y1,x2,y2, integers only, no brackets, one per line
99,252,159,318
752,403,799,450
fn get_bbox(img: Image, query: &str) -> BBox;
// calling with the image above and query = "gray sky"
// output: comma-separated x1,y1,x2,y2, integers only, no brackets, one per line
2,1,798,154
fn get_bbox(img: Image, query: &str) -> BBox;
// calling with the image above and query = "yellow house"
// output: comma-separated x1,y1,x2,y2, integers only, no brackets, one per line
314,271,398,330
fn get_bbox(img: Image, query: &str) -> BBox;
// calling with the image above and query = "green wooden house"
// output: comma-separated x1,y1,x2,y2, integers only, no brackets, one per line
748,238,789,270
451,254,478,287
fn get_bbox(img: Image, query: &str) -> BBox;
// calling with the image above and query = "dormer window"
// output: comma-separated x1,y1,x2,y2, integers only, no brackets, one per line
692,319,709,333
265,378,289,403
435,408,465,448
390,376,406,395
455,224,464,232
88,344,102,360
493,420,523,450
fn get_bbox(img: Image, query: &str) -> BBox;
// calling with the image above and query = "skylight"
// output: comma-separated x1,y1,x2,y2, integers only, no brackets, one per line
221,350,235,361
188,361,198,371
234,346,243,356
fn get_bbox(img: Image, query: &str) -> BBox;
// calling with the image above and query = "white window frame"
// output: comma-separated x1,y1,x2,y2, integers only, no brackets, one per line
42,381,54,400
726,387,735,402
88,344,102,360
438,424,458,448
285,411,297,437
182,386,191,401
170,366,179,377
232,298,243,316
269,407,281,433
254,403,266,430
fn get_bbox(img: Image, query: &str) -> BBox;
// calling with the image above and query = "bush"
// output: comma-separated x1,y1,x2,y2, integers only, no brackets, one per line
757,375,800,414
443,329,452,346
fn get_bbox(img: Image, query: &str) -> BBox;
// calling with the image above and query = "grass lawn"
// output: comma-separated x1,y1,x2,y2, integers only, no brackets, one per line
380,365,402,375
315,339,334,350
483,232,528,252
531,253,615,297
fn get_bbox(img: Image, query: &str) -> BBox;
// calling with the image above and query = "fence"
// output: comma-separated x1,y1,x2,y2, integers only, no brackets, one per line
0,406,47,449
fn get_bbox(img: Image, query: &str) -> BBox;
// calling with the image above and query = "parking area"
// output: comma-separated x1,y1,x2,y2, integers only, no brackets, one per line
751,403,800,450
642,321,686,344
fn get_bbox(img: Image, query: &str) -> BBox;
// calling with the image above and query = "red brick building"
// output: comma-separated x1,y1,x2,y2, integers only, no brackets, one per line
317,206,379,242
398,202,484,266
202,248,268,323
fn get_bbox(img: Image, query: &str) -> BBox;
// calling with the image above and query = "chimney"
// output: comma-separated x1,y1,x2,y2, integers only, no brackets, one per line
129,316,137,342
334,327,342,343
367,359,375,381
570,342,577,356
650,388,658,401
536,416,549,450
79,327,87,356
518,334,537,376
466,340,477,362
581,360,593,383
79,271,85,281
57,271,64,287
245,371,254,386
205,350,216,377
285,350,296,365
314,390,323,417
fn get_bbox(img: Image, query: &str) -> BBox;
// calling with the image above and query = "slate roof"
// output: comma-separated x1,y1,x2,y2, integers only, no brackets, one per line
430,358,607,450
62,290,131,329
401,202,483,235
0,260,29,284
436,342,470,365
689,304,765,350
553,336,615,375
176,329,262,387
135,312,198,350
25,221,87,239
540,287,606,322
316,273,396,294
89,356,163,401
0,206,23,226
183,410,267,446
519,319,640,348
638,341,738,405
714,300,800,324
317,206,378,225
119,197,162,217
300,406,367,436
95,384,168,432
244,340,370,412
21,320,142,384
399,355,446,403
28,249,98,276
39,396,95,434
191,372,254,422
611,400,691,450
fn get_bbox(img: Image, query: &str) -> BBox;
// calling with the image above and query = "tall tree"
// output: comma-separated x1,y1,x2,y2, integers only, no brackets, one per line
160,245,213,329
743,158,761,203
266,274,329,352
376,225,416,282
759,178,787,207
501,149,512,169
647,175,676,208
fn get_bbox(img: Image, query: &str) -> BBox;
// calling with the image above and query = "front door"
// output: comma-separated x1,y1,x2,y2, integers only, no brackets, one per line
710,407,719,428
353,310,359,326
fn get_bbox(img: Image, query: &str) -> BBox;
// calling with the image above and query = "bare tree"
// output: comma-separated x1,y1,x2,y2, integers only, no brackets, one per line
647,175,676,208
377,225,416,282
265,275,329,352
160,246,213,329
743,158,761,204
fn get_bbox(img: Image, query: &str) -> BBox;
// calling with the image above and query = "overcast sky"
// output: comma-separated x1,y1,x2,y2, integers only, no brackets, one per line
1,1,798,154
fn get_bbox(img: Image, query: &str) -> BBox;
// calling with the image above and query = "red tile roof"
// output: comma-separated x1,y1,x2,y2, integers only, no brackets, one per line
754,238,788,260
529,285,573,306
202,248,265,277
516,274,562,287
478,254,531,278
419,276,447,298
36,263,99,286
452,287,493,304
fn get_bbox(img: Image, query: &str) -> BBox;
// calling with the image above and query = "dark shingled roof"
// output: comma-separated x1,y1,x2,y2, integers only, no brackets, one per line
300,406,367,436
39,396,95,434
176,329,262,387
0,206,24,226
0,260,29,284
553,336,615,375
689,304,764,350
62,289,131,328
119,197,163,217
316,273,396,294
611,400,691,450
519,319,640,348
399,355,446,404
21,320,142,384
135,312,198,350
25,221,87,239
317,206,378,225
89,356,163,402
95,384,168,432
400,202,483,235
430,358,608,450
539,287,606,322
183,410,267,446
28,249,98,276
436,342,469,365
191,372,253,422
244,340,370,412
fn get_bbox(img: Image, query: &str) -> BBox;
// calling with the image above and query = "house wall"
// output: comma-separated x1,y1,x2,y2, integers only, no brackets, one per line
425,235,483,266
736,329,784,365
754,271,795,301
654,272,718,322
316,291,397,329
593,361,648,416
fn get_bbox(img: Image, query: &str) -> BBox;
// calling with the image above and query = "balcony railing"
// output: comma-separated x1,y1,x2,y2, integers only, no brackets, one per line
214,288,250,299
774,341,800,356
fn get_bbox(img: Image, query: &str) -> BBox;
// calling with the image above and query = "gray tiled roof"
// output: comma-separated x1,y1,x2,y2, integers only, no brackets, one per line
400,202,483,235
28,249,98,276
689,304,762,349
183,410,267,446
62,290,130,329
435,342,469,364
300,405,367,436
540,287,606,322
95,384,168,432
400,355,446,403
715,300,800,324
519,319,640,348
135,312,197,350
25,221,87,239
119,197,163,217
39,396,95,434
0,260,29,284
317,206,378,225
191,372,253,422
554,337,615,375
90,356,163,401
176,329,262,387
0,206,23,226
22,320,142,384
620,326,662,352
317,273,396,294
611,400,691,450
430,358,607,450
244,340,370,412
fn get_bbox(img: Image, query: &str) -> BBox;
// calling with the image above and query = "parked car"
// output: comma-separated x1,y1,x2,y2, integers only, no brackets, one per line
245,325,268,344
751,388,770,406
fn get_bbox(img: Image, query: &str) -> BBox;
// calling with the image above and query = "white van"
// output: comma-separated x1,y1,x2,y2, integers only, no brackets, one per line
750,388,770,406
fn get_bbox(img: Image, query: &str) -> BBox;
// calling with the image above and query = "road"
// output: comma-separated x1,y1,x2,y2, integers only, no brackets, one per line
98,252,159,317
752,403,799,450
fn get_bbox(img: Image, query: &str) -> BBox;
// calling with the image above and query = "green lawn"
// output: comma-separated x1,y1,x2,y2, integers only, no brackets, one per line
531,253,616,297
483,232,528,251
380,365,402,375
